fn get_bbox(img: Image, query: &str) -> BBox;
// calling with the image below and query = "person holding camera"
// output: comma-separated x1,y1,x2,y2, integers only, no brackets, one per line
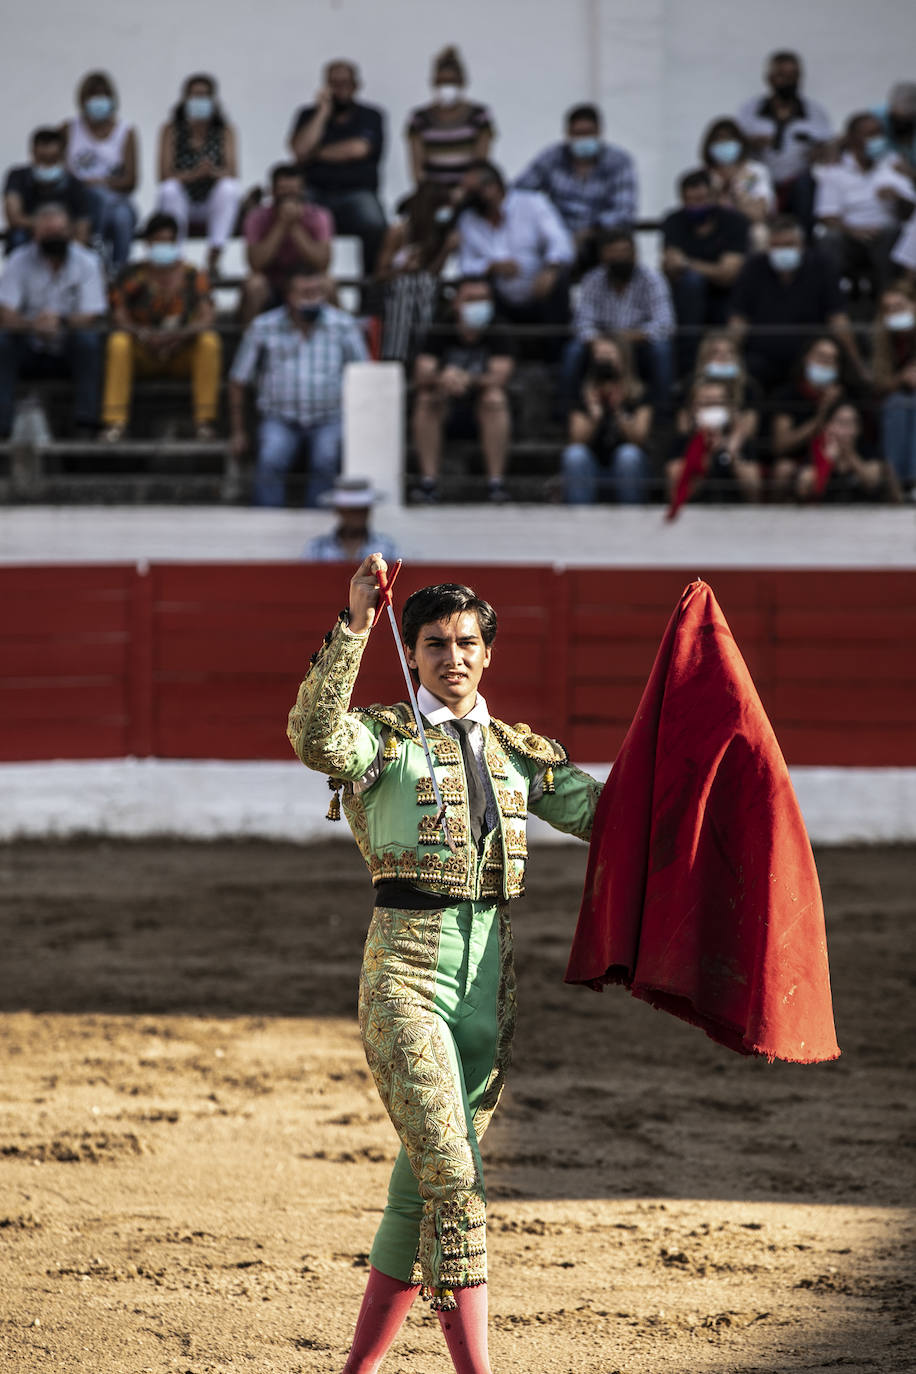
666,377,761,513
561,334,652,504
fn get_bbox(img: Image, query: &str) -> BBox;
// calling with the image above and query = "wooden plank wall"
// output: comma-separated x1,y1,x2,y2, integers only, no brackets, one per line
1,564,914,765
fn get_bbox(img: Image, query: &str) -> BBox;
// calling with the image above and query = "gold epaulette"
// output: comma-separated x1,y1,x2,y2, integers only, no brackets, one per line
489,718,569,767
357,703,419,741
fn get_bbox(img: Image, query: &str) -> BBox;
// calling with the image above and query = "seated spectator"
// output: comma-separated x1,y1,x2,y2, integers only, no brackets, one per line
567,226,674,411
814,111,915,298
769,335,852,498
376,182,456,362
62,71,138,271
457,159,573,350
303,476,399,562
240,164,333,325
0,203,105,439
411,277,515,504
288,60,387,275
892,210,916,283
666,378,761,511
562,335,652,505
101,213,222,441
515,104,638,273
873,82,916,181
736,49,833,230
872,282,916,496
729,215,866,391
228,271,368,507
699,117,775,227
682,330,763,451
406,46,495,189
156,73,242,278
797,400,892,503
662,168,749,374
3,127,92,251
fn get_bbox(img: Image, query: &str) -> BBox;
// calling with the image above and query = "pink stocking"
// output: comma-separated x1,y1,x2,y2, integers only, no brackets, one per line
437,1282,492,1374
341,1265,420,1374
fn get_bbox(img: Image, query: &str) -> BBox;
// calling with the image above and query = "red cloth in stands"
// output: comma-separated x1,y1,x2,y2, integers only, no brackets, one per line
565,579,839,1064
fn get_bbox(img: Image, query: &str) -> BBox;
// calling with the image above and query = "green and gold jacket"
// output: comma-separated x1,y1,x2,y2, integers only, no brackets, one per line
287,617,603,902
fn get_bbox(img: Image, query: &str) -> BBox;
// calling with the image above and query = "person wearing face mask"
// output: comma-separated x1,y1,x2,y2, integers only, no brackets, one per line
661,168,749,376
156,73,242,280
289,60,387,276
815,111,916,298
3,127,93,251
566,227,674,414
872,285,916,496
770,336,852,500
376,183,458,363
62,71,138,271
735,50,833,231
405,46,495,190
0,203,105,440
303,476,399,562
100,214,222,442
515,104,638,274
562,336,653,504
729,214,866,392
228,270,369,507
240,164,333,325
666,378,761,514
411,277,516,503
682,331,762,456
699,117,774,226
872,82,916,183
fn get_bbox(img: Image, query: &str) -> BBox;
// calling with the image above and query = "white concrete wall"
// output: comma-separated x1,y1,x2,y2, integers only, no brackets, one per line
2,0,912,234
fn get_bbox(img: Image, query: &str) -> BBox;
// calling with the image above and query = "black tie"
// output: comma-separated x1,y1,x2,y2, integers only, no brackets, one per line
451,719,487,846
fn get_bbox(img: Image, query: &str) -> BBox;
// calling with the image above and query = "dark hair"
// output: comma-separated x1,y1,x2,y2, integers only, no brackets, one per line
172,73,225,128
700,116,749,164
845,110,877,142
77,70,117,107
402,584,498,650
394,180,455,258
464,158,505,191
566,103,602,130
143,212,179,240
769,213,803,237
31,126,65,150
768,50,801,68
598,225,635,250
432,44,466,85
285,268,326,293
270,162,304,191
823,397,858,425
679,167,712,196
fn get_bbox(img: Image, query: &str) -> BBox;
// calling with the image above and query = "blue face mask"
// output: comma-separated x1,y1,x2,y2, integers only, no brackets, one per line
705,359,739,380
33,163,64,183
806,362,838,388
459,300,494,331
185,95,214,121
434,205,454,224
569,136,600,160
149,241,180,266
865,134,888,161
769,245,802,273
85,95,114,121
709,139,742,165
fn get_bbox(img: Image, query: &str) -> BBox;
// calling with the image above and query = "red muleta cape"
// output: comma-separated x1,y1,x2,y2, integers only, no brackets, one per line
565,579,840,1064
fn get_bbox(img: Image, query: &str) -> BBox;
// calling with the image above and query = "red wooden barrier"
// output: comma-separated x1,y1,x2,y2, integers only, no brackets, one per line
1,563,914,766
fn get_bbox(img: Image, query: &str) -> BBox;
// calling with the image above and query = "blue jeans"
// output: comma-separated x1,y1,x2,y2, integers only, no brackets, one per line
0,329,102,435
562,440,649,505
254,414,342,507
85,185,138,270
882,392,916,487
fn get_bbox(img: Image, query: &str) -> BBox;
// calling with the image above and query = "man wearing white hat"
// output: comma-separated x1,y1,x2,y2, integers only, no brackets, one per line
303,476,400,562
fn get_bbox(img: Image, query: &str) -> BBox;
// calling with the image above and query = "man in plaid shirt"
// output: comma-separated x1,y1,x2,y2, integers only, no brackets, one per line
229,270,368,506
515,104,638,274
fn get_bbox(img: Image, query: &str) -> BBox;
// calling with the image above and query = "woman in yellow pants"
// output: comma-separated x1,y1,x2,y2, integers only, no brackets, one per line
102,211,222,439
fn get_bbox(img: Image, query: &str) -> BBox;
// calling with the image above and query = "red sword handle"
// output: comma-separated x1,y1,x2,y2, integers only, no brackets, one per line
373,559,402,627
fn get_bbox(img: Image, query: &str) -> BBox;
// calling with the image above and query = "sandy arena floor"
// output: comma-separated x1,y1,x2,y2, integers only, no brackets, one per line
0,839,913,1374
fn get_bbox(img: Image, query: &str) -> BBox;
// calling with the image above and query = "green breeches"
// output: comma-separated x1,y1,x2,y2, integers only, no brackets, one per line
357,900,517,1309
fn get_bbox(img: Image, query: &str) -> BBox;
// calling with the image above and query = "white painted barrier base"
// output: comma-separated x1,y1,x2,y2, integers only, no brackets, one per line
2,760,914,845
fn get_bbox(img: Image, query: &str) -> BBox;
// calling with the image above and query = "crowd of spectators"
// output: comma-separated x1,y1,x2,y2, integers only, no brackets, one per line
1,47,915,510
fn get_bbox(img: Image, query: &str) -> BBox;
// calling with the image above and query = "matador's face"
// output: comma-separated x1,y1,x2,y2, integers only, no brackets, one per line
406,611,492,717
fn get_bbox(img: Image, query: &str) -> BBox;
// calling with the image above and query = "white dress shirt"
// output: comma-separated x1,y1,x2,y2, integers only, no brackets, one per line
458,188,574,306
815,153,915,231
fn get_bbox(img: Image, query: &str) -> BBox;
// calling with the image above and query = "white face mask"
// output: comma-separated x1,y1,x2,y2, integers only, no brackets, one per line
885,309,916,332
435,84,462,107
696,405,730,431
459,299,493,331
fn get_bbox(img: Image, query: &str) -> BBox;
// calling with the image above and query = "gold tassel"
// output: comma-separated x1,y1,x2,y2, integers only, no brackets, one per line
383,733,399,762
326,781,342,821
543,765,555,794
